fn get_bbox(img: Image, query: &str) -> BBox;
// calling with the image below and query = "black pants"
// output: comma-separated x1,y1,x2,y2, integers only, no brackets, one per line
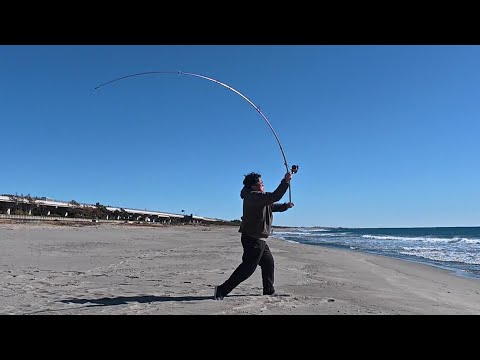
218,234,274,296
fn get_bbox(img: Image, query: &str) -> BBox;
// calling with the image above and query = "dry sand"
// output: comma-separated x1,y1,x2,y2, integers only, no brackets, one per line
1,220,479,315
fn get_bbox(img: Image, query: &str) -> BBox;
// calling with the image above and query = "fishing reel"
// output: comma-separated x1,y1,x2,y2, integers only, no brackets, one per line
291,165,299,174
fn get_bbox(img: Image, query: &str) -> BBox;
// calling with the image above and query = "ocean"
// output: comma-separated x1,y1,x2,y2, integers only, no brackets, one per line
272,226,480,280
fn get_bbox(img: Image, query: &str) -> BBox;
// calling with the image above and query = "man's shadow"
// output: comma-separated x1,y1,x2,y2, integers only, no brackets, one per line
59,294,264,307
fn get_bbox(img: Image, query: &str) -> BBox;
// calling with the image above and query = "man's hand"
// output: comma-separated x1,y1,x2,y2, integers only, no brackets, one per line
286,202,294,208
284,172,292,183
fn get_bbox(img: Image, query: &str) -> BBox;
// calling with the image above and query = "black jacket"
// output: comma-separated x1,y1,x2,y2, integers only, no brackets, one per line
238,179,290,239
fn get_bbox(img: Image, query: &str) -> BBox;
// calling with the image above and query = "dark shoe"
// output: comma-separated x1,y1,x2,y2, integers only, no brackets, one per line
263,288,276,296
214,286,224,300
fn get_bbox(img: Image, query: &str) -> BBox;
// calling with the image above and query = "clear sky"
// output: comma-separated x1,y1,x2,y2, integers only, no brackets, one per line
1,45,479,228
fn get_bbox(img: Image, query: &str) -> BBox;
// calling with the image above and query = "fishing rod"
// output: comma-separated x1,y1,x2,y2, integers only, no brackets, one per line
95,71,298,202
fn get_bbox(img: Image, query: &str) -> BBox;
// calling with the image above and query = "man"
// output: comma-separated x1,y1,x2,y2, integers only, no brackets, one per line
214,171,294,300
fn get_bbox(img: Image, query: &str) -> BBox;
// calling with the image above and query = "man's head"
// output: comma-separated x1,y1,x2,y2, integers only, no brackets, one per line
243,172,264,192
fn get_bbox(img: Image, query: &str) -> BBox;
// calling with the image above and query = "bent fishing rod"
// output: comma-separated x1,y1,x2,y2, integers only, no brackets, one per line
95,71,299,202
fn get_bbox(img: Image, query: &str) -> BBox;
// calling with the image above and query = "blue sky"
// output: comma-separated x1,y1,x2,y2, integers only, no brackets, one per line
1,45,479,228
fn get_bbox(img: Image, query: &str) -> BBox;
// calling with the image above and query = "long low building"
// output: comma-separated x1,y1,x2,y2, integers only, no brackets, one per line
0,195,223,224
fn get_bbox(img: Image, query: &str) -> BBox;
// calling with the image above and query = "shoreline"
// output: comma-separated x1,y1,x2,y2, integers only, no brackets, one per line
279,237,480,282
1,221,479,314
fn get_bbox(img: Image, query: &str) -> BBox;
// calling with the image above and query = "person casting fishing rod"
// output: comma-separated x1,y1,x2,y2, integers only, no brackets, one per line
214,170,294,300
94,71,299,298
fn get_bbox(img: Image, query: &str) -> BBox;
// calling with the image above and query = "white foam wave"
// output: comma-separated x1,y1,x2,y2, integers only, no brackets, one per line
400,247,480,265
362,234,480,244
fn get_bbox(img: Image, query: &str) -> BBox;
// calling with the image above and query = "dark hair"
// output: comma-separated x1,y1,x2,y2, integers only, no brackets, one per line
243,172,261,188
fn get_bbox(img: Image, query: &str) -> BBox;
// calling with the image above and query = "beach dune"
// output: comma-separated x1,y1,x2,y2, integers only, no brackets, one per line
1,221,479,315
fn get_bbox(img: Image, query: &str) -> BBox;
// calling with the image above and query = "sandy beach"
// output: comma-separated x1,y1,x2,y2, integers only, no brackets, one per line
1,220,479,315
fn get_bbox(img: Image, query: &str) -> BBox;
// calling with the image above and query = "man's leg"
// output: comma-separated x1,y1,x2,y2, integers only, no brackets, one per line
259,242,275,295
216,235,265,297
